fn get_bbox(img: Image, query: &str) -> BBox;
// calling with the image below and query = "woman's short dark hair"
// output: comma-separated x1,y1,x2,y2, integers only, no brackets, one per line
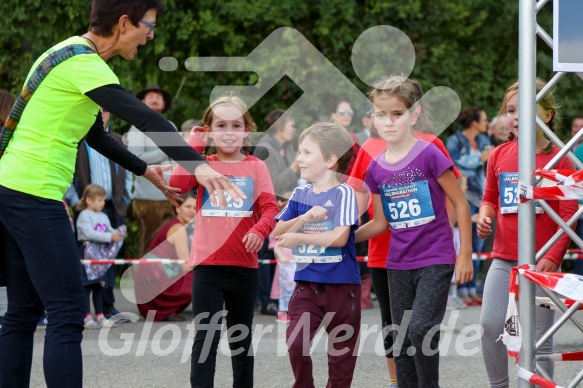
179,191,197,202
457,106,484,130
89,0,165,37
264,109,291,136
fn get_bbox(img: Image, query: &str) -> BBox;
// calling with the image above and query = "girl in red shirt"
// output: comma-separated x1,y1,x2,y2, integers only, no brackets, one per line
477,79,577,387
170,95,279,388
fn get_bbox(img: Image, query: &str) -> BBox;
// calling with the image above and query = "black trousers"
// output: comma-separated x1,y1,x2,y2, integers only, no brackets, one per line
370,268,394,357
190,265,259,388
257,238,276,307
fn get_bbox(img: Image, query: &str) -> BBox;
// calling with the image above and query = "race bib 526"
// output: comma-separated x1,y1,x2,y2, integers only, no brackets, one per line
380,180,435,229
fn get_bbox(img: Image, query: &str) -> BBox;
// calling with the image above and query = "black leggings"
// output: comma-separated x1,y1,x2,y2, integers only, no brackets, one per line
84,283,103,315
370,267,394,358
190,265,259,388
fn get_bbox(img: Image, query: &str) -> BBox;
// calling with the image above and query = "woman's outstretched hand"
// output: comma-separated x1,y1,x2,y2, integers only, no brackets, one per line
194,163,247,208
143,165,183,206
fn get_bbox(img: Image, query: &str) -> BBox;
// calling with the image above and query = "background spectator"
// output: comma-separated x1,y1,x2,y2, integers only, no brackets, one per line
253,109,299,315
127,83,177,257
488,115,510,147
75,184,126,329
481,115,510,289
67,107,133,319
134,192,196,322
330,100,370,307
254,109,299,196
330,100,361,178
446,106,492,305
356,108,373,145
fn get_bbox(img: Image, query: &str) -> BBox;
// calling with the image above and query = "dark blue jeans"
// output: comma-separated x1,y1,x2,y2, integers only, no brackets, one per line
0,185,85,387
257,238,276,308
458,201,483,295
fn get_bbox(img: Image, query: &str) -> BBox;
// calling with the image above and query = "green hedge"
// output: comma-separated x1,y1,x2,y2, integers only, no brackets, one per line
2,0,582,139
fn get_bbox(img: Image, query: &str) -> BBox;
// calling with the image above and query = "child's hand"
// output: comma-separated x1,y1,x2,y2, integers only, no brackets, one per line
536,258,558,272
476,216,492,239
190,126,209,144
182,263,192,272
242,232,263,253
301,206,327,223
111,232,124,242
275,233,301,249
453,252,474,284
274,245,290,264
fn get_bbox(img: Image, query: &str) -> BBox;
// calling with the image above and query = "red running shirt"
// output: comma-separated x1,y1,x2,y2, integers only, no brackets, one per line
481,141,577,266
170,136,279,268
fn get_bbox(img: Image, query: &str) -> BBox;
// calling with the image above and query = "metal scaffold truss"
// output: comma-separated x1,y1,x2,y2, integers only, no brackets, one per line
517,0,583,387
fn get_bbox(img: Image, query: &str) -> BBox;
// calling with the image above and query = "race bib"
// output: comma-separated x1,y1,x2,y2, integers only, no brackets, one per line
292,220,342,263
380,180,435,229
499,172,543,214
201,176,254,217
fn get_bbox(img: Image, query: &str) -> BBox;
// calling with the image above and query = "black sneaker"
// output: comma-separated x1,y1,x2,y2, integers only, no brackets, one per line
104,309,130,324
261,303,278,316
103,308,120,319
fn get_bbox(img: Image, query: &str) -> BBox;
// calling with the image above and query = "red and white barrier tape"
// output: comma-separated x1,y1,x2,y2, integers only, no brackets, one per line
519,168,583,201
78,249,583,264
537,351,583,362
80,259,186,265
503,265,583,387
516,366,563,388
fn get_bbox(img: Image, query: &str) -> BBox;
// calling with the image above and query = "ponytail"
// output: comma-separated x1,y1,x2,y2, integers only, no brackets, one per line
75,184,106,211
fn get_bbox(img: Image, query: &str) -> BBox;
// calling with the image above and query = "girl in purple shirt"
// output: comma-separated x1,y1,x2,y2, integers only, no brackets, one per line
356,75,473,388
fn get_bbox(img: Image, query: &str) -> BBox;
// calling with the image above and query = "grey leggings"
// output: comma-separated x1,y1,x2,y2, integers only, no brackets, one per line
480,259,554,388
388,264,454,388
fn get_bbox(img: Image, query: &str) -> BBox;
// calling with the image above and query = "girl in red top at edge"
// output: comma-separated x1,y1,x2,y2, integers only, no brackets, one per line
170,95,279,388
477,78,577,387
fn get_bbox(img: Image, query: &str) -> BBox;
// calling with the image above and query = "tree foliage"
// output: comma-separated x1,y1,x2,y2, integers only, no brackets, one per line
0,0,581,139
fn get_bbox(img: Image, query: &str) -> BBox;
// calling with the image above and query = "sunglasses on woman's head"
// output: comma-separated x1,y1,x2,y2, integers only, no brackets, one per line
338,109,354,117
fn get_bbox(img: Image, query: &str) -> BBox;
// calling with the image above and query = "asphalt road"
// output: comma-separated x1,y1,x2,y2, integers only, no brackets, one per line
26,288,583,387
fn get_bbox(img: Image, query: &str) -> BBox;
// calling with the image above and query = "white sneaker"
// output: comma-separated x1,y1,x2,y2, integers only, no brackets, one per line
446,296,467,310
95,315,117,328
84,316,101,330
